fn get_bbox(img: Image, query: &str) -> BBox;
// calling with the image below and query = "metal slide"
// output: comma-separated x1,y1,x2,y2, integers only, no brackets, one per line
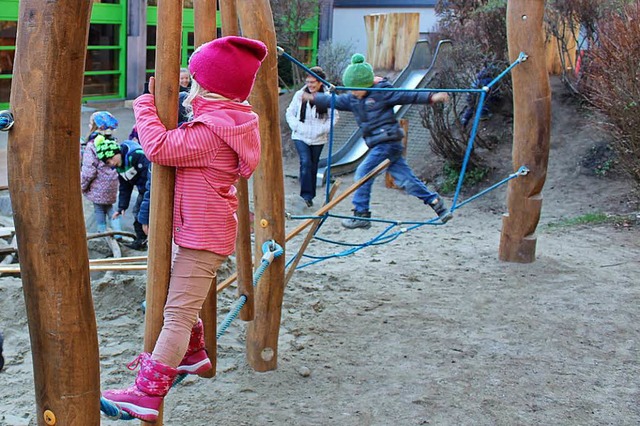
316,39,452,186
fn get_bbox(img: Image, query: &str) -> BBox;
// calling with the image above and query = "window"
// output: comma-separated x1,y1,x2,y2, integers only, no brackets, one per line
0,20,16,103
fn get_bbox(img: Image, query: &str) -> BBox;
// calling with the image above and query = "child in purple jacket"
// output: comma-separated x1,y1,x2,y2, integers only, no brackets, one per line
80,111,122,235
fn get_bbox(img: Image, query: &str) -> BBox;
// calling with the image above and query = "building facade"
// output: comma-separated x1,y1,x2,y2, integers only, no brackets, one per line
0,0,319,108
326,0,438,55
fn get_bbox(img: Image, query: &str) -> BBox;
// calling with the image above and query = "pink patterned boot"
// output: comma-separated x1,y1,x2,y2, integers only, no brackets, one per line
177,318,213,375
102,353,177,423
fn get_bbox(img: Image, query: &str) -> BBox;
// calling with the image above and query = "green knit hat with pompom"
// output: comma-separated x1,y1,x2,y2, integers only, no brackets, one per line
342,53,374,88
94,135,121,161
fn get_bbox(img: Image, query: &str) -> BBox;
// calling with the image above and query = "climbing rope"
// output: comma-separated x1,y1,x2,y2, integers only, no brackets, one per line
278,48,529,270
100,240,284,421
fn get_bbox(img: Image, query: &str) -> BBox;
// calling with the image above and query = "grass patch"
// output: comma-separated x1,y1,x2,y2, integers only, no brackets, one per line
440,163,489,194
545,212,617,229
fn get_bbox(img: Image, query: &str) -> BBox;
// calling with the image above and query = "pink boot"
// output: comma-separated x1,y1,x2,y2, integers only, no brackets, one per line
102,353,177,423
177,318,213,375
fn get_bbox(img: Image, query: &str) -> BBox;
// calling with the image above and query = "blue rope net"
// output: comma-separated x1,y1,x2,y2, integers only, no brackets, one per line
100,241,284,421
279,48,529,271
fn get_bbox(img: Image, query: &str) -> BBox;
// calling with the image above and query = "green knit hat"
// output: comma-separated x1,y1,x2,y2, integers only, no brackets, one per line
342,53,374,88
94,135,120,161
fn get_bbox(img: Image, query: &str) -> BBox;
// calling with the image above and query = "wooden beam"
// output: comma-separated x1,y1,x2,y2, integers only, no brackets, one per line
7,1,99,424
284,180,341,286
143,1,183,424
236,0,286,372
192,0,219,380
499,0,551,263
219,0,255,323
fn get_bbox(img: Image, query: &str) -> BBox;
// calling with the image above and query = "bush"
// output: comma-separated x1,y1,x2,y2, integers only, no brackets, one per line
317,40,354,85
585,1,640,189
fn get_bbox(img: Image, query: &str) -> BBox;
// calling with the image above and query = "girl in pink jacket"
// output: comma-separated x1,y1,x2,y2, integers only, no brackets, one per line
102,36,267,422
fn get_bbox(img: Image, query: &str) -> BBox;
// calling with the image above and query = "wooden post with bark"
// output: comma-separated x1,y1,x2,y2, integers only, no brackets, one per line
219,0,256,323
7,1,100,424
142,1,182,424
364,13,420,71
236,0,286,372
499,0,551,263
192,0,219,380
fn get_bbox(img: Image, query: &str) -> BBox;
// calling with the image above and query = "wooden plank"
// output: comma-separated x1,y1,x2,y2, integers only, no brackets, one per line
499,0,551,263
7,1,99,423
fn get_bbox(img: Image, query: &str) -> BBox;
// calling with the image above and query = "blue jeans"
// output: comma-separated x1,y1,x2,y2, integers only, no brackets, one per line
93,203,120,233
294,140,324,202
352,141,439,212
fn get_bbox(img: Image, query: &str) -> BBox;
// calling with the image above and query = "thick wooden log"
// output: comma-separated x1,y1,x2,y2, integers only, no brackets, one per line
220,0,240,35
236,0,285,372
499,0,551,263
192,0,218,379
143,1,182,424
364,13,420,71
7,1,99,424
219,0,255,322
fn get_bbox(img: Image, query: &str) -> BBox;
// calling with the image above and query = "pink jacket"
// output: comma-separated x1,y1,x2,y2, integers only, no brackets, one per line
133,94,261,255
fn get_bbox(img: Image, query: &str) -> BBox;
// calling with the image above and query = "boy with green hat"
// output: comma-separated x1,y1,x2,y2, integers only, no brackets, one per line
95,138,150,249
303,53,452,229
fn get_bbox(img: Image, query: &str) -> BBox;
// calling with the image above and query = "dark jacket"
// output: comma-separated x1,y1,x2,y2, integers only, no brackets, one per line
313,79,433,147
116,140,150,212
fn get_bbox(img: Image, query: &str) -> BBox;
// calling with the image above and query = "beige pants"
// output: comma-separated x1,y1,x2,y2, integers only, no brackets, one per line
151,246,226,367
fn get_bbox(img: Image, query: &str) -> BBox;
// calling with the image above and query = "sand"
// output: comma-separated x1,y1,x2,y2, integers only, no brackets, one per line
0,77,638,426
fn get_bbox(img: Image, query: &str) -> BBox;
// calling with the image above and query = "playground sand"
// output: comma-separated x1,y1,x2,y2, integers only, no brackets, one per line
1,77,639,425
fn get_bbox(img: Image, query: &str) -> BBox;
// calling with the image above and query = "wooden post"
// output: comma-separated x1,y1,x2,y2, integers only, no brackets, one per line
236,0,286,372
143,1,182,424
191,0,219,380
219,0,255,322
364,13,420,71
385,118,409,188
220,0,239,35
499,0,551,263
7,1,99,424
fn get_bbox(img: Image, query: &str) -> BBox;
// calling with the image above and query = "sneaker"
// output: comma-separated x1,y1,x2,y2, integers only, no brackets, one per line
429,198,453,223
304,199,314,208
124,239,148,251
341,210,372,229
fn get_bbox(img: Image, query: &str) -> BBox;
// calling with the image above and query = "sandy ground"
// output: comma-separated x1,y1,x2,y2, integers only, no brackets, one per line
0,78,639,425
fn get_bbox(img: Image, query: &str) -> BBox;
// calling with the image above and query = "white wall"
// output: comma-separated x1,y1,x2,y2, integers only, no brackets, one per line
332,7,439,55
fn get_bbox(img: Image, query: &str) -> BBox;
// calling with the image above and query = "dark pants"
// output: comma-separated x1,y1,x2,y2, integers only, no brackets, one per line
132,190,146,240
294,139,324,202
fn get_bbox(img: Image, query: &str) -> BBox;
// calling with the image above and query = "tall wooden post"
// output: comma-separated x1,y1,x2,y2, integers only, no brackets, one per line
236,0,286,372
192,0,218,379
143,1,182,424
219,0,256,322
499,0,551,263
7,1,99,425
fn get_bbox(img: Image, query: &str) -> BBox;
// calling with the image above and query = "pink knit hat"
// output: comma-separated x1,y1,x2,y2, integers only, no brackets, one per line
188,36,268,101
